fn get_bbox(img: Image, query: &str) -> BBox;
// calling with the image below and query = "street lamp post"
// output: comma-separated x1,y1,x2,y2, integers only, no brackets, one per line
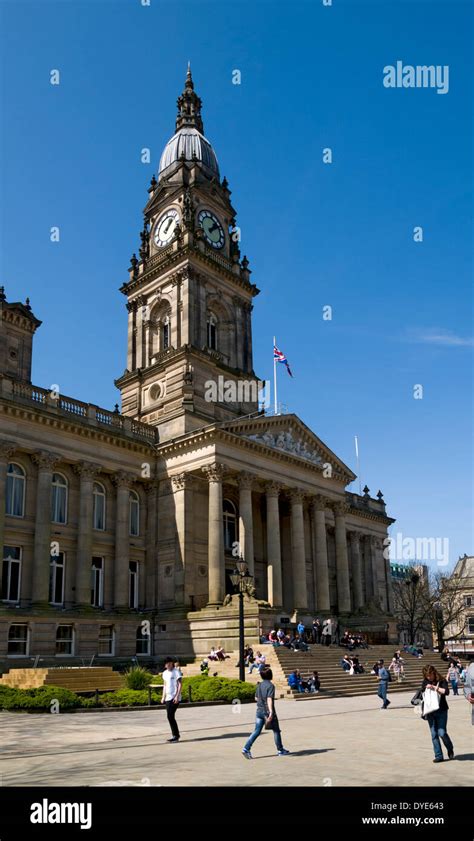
230,558,253,683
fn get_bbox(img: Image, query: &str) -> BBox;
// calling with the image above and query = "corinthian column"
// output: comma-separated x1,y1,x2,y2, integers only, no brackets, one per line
332,502,351,613
31,451,59,604
310,495,331,612
202,463,225,605
348,530,364,610
0,441,16,564
144,480,158,607
238,472,254,576
74,462,101,605
113,472,132,608
290,489,307,610
265,482,282,607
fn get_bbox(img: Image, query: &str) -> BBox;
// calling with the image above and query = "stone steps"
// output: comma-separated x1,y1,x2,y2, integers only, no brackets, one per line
0,667,125,692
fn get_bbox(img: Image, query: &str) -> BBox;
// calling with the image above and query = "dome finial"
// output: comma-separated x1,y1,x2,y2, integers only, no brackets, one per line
176,64,203,134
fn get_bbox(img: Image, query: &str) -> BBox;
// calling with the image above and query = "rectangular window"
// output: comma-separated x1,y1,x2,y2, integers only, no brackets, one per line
56,625,74,655
129,560,138,609
98,625,114,656
2,546,21,602
464,595,472,607
91,557,104,607
8,623,28,656
49,552,65,605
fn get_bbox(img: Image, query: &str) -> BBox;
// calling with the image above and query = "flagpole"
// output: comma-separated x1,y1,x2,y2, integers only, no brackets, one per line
354,435,361,495
273,336,278,415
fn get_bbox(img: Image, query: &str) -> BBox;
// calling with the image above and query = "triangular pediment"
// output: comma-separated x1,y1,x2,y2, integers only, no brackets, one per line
221,413,356,484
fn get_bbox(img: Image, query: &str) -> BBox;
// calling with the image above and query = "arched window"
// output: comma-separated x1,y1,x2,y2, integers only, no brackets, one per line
93,482,106,531
162,315,170,350
6,463,25,517
136,624,150,655
129,490,140,536
51,473,68,524
207,313,218,350
223,499,237,552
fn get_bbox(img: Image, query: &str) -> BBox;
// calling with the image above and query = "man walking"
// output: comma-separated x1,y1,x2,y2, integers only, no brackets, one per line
242,667,290,758
162,656,182,742
464,661,474,724
376,658,391,709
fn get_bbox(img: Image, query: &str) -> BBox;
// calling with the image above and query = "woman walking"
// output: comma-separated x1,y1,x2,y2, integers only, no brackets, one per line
421,665,454,763
446,663,459,695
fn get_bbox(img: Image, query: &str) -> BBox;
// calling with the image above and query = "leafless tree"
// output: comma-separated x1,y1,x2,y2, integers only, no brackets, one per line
392,566,430,645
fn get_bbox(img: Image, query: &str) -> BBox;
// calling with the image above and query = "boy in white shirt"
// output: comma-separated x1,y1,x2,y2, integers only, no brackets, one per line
162,656,182,742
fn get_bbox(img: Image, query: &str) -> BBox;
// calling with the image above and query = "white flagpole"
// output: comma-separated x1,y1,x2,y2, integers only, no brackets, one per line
273,336,278,415
354,435,361,495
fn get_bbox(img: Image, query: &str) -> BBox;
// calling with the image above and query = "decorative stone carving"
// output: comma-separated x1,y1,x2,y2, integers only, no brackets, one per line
247,429,323,465
237,471,254,490
30,450,60,471
202,463,225,482
171,473,198,491
264,481,282,498
311,494,329,512
0,441,16,460
289,488,305,505
73,462,101,480
112,471,134,489
332,501,350,517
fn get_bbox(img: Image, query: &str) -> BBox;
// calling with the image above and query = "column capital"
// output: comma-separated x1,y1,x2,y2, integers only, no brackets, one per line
30,450,60,471
0,440,16,460
311,494,329,512
202,463,225,483
237,471,255,491
171,472,198,491
73,461,101,481
332,501,350,517
143,477,160,495
289,488,305,505
264,481,282,498
112,470,134,489
347,529,362,543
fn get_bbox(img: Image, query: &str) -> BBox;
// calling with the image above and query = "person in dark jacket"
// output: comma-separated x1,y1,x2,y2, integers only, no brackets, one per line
421,665,454,762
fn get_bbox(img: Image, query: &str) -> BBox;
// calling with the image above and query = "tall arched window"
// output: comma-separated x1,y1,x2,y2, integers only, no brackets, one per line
129,490,140,536
51,473,68,524
223,499,237,552
162,315,170,350
93,482,106,531
6,463,25,517
207,313,218,350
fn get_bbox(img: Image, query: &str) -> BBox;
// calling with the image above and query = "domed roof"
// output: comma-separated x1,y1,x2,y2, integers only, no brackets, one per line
159,127,219,178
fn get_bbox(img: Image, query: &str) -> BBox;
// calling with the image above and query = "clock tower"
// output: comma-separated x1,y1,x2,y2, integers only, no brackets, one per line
115,66,262,442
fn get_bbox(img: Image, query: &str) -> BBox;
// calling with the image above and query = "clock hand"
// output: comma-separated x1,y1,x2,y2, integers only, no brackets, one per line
209,222,219,233
163,218,173,234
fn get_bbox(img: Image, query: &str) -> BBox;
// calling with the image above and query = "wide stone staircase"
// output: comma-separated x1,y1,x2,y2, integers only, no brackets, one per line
274,645,449,701
0,667,125,693
181,645,449,701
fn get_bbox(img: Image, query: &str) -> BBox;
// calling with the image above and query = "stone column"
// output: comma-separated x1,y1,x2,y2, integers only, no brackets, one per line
0,441,15,562
363,534,374,600
384,543,395,613
238,472,254,576
145,480,158,607
348,530,364,610
265,482,283,607
290,489,308,610
332,502,351,613
113,472,132,608
202,464,225,606
368,535,380,606
73,462,100,605
31,451,59,603
171,472,196,607
310,495,331,612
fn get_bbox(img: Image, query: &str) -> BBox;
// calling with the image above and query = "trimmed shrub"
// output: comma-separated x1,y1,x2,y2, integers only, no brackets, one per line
124,666,155,690
100,688,162,707
0,685,81,711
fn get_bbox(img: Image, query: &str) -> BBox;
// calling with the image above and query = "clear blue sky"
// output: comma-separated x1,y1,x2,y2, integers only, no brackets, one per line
0,0,472,570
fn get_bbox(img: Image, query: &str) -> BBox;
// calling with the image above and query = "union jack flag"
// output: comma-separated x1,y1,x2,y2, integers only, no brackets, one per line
273,344,293,377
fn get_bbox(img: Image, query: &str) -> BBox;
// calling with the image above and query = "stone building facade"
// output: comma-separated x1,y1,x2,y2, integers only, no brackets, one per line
0,69,396,665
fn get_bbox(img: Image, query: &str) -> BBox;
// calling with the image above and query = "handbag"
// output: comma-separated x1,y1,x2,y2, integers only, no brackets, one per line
410,689,423,705
422,685,440,717
264,715,276,730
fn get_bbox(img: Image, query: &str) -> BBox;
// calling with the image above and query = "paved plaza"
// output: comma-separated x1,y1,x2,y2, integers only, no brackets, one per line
0,691,472,788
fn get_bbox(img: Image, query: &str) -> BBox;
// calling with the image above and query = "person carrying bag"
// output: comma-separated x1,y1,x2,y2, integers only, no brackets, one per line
420,665,454,763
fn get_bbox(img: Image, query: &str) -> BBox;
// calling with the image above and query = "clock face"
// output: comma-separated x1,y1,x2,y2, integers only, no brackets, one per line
198,210,225,250
154,208,179,247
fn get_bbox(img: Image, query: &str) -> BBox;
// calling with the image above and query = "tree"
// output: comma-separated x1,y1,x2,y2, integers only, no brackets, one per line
424,570,467,651
392,566,431,645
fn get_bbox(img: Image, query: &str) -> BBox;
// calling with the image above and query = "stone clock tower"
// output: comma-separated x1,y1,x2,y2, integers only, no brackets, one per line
115,67,262,442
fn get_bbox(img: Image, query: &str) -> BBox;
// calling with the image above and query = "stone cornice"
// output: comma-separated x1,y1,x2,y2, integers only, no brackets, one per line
120,245,258,299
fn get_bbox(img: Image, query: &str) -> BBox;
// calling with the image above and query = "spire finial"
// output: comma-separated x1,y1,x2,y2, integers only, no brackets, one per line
176,64,203,134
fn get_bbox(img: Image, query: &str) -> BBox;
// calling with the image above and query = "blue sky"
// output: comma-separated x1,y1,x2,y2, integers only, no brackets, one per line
0,0,472,570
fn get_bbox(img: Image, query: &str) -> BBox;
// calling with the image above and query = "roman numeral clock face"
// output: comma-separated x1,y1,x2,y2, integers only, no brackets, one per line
153,208,179,247
198,210,225,249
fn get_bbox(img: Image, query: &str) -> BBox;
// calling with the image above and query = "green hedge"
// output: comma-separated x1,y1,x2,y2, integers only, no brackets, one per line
0,676,254,711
